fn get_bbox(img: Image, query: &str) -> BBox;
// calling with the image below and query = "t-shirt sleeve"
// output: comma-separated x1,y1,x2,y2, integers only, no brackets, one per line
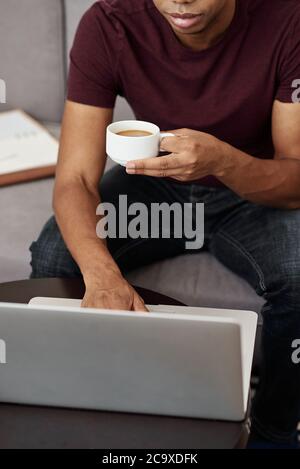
67,5,119,108
275,9,300,103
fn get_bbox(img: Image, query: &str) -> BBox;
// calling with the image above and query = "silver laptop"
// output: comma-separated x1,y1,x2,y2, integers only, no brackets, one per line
0,298,257,421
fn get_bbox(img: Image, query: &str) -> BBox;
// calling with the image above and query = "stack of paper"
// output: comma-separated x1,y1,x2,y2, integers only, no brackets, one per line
0,110,59,186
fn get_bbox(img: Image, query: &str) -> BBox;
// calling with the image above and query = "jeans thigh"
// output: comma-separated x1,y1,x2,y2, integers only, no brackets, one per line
209,201,300,439
99,166,190,273
209,200,300,302
30,216,82,278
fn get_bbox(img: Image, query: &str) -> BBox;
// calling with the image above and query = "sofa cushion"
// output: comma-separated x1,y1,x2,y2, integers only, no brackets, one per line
127,254,264,313
0,0,65,122
0,178,55,283
64,0,96,56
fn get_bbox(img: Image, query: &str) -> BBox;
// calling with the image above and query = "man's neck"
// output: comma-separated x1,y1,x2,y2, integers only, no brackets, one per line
174,0,237,52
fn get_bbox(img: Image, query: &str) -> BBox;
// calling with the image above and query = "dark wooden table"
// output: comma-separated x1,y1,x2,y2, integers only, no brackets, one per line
0,279,250,449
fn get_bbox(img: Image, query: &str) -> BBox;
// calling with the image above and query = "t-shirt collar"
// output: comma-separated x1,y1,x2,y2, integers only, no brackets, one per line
151,0,249,60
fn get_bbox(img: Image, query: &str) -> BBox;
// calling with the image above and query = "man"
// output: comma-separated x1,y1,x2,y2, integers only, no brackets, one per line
30,0,300,448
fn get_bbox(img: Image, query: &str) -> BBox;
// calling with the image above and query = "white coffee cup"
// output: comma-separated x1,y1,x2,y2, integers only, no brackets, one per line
106,120,175,166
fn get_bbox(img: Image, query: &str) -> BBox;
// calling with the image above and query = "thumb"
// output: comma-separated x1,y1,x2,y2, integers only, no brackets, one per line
133,293,149,312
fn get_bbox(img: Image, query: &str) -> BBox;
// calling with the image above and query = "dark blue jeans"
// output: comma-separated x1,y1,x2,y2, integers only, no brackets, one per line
30,166,300,443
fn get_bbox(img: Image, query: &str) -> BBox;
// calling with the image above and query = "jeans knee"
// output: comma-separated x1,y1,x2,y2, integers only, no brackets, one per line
267,263,300,307
262,261,300,339
29,216,81,279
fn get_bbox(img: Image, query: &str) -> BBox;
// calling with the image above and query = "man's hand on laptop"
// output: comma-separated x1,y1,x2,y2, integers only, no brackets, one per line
81,269,148,312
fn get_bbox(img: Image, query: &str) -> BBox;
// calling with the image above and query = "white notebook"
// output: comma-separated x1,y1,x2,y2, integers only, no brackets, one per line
0,109,58,176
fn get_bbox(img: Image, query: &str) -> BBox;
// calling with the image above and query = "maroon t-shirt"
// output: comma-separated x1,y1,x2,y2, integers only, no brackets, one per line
67,0,300,186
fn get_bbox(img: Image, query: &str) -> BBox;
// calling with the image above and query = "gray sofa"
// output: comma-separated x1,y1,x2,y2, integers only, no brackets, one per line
0,0,264,313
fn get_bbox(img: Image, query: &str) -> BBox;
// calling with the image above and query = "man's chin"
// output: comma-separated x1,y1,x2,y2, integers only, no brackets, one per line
169,23,207,35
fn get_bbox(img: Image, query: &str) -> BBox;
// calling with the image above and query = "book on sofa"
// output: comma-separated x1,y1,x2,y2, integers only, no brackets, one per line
0,109,59,187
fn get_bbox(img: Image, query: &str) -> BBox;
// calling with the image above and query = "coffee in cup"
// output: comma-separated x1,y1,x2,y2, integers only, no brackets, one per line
116,130,153,137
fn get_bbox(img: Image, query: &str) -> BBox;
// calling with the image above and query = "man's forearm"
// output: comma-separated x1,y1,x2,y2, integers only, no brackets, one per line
53,181,121,283
216,142,300,209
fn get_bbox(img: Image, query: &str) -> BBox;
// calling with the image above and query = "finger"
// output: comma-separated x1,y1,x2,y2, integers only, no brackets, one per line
162,129,186,135
126,154,183,173
168,128,202,137
128,167,185,178
160,135,181,152
133,294,149,312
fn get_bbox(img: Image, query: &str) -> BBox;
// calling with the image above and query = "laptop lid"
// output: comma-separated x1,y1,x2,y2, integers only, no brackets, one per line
0,302,257,421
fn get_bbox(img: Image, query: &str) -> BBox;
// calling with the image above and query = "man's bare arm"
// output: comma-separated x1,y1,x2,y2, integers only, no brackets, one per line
216,100,300,209
53,100,147,311
127,101,300,209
